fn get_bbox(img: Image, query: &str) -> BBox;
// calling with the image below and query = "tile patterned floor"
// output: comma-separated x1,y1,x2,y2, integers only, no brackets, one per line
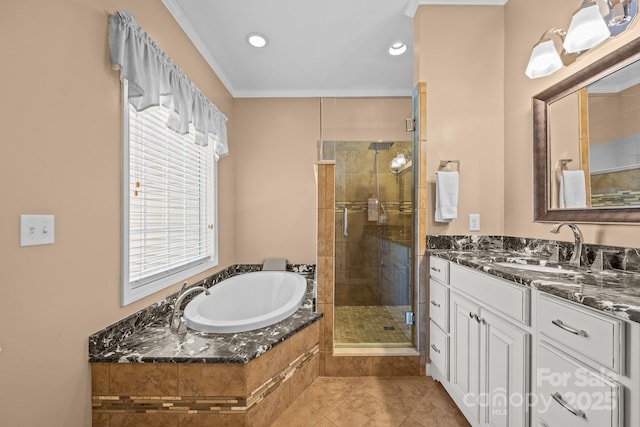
334,305,412,346
271,376,470,427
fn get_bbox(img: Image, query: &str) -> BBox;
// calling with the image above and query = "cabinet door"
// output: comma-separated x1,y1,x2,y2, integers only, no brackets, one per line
450,292,481,422
480,309,530,427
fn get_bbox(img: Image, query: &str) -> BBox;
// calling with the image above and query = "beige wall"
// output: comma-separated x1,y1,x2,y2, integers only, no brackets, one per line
321,98,413,142
232,98,320,263
0,1,235,425
589,84,640,144
415,6,505,235
504,0,640,245
548,92,581,208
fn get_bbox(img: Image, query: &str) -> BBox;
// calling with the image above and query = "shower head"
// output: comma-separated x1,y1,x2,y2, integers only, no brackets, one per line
368,142,394,151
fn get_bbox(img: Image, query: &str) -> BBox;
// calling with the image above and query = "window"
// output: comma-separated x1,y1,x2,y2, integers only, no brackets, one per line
121,81,218,305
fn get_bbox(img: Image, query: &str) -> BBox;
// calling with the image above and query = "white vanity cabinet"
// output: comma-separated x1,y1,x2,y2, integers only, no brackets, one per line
428,254,640,427
535,294,626,427
448,264,530,427
429,256,450,381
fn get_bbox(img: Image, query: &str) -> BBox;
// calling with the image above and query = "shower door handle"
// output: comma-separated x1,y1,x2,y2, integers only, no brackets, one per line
343,207,348,237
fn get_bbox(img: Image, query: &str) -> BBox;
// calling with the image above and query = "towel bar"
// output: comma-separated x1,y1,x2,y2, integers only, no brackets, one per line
438,160,460,173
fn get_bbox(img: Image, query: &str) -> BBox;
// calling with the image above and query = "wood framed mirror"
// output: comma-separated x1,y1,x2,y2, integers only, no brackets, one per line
533,36,640,223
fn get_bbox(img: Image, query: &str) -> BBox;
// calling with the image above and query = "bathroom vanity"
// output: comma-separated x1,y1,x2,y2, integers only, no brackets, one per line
428,250,640,427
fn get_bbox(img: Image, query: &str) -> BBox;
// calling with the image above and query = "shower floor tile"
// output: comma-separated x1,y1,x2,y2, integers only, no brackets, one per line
334,305,411,346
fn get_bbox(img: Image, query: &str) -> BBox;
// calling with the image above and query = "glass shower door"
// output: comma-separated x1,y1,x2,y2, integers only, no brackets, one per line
323,140,414,348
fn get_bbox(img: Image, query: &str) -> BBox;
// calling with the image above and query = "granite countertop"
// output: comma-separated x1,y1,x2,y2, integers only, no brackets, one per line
89,267,322,364
429,249,640,323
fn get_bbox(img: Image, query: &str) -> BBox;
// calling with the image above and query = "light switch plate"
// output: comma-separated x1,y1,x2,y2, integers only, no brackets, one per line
20,214,55,246
469,213,480,231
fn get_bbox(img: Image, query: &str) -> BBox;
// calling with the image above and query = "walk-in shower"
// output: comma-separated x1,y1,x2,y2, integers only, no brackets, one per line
322,140,414,348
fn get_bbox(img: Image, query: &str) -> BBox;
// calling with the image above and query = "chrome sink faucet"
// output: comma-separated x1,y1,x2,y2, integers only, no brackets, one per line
170,284,210,333
550,223,584,267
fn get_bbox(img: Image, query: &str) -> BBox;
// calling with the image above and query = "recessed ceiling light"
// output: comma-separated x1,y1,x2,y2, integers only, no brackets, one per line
247,33,268,48
388,42,407,56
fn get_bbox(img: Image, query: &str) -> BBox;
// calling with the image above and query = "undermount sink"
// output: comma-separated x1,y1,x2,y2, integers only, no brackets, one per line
493,262,580,276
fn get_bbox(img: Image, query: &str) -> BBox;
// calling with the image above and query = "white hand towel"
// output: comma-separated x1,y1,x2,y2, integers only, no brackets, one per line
559,170,587,208
435,171,459,223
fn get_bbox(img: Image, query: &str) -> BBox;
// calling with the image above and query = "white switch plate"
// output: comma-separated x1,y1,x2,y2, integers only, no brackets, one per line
469,213,480,231
20,214,55,246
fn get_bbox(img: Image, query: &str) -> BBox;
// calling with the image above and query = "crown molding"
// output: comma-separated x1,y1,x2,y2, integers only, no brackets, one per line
405,0,508,17
162,0,239,97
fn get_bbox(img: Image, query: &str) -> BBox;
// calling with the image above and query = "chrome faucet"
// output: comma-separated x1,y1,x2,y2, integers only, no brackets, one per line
170,284,210,333
550,223,584,267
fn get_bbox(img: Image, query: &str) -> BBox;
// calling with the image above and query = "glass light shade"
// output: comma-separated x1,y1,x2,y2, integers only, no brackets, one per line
390,153,407,170
525,40,563,79
563,4,610,53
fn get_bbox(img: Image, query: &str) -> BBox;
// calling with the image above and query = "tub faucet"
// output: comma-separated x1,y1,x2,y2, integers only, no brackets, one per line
550,223,584,267
170,284,210,333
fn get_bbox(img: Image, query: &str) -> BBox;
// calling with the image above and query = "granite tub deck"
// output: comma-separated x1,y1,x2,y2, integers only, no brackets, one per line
428,248,640,323
89,264,323,427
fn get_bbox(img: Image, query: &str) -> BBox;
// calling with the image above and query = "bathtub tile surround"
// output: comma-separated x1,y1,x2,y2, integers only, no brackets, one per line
92,324,319,426
428,235,640,322
90,265,320,426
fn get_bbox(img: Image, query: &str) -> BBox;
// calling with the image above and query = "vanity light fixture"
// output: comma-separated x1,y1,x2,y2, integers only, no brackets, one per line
525,29,577,79
563,1,610,53
246,32,268,48
388,42,407,56
525,0,637,79
606,0,638,35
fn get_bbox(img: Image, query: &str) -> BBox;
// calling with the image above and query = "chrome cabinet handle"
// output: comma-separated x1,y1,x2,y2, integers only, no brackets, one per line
430,344,440,354
430,300,441,308
431,266,441,273
551,392,586,418
469,312,476,320
552,319,588,337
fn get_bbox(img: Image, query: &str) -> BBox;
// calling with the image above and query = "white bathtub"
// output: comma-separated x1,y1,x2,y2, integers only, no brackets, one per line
182,271,307,333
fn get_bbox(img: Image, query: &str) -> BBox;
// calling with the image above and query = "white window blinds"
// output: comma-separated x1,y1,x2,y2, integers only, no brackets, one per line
127,102,215,288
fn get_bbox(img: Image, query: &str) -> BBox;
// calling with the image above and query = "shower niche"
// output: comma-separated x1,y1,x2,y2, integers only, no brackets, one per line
321,139,414,348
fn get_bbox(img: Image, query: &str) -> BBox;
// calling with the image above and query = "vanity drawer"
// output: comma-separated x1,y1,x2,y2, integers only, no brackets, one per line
537,341,622,427
538,295,624,373
450,263,530,325
429,256,449,284
429,320,449,380
429,279,449,332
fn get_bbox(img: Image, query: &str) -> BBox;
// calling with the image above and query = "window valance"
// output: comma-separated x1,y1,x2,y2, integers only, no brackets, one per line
109,10,228,157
